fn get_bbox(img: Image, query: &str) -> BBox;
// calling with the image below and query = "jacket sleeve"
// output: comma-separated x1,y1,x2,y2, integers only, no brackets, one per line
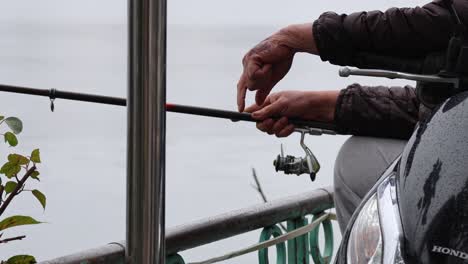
312,0,468,66
334,84,420,139
313,0,467,139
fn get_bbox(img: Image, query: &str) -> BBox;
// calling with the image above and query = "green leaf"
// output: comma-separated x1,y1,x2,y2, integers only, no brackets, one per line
4,132,18,147
30,171,40,181
0,162,21,178
4,181,17,194
1,162,10,174
0,215,41,232
0,116,4,121
31,190,46,210
6,255,36,264
30,149,40,163
8,154,29,165
4,117,23,135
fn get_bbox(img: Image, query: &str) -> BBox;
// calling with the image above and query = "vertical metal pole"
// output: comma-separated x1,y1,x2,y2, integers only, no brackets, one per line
127,0,166,262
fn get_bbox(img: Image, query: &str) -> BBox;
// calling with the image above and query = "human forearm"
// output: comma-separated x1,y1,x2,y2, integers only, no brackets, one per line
313,0,461,66
335,84,419,139
303,90,339,122
278,23,319,55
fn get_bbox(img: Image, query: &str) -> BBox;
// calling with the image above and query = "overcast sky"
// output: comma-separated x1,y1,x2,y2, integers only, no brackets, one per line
0,0,429,25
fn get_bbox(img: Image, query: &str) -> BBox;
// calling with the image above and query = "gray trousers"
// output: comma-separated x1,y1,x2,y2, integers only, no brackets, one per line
333,136,407,233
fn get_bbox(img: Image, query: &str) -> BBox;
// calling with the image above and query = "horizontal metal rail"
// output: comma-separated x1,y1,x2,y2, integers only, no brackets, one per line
39,187,333,263
37,243,126,264
166,187,333,254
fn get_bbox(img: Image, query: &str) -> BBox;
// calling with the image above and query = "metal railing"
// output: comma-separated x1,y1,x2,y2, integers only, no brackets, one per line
39,187,336,264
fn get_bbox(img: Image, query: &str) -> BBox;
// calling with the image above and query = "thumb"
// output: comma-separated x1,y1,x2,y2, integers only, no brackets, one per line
244,103,262,113
245,96,272,113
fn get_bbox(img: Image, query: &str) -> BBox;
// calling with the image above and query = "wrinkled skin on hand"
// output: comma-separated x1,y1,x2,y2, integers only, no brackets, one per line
237,33,296,112
245,90,338,137
245,91,312,137
237,24,333,138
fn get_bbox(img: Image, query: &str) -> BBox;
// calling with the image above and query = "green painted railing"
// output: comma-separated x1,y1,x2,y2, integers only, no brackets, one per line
258,214,334,264
39,187,336,264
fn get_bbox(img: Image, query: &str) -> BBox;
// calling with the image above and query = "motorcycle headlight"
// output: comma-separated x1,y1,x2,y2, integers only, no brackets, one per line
337,157,406,264
346,193,382,263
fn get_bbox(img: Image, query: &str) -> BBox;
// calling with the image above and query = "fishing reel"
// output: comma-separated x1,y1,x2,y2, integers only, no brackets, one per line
273,127,335,181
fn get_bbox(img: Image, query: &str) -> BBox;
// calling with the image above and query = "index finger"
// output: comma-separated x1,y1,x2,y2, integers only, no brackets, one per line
237,74,248,112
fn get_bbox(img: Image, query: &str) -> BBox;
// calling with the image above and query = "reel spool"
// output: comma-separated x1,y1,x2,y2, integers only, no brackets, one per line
273,129,322,181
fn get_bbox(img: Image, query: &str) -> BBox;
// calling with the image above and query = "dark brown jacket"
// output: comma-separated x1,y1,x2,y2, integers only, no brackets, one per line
314,0,468,139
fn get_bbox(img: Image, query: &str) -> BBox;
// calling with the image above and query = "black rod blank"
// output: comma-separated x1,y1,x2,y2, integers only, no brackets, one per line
0,84,337,131
166,103,337,131
0,84,126,106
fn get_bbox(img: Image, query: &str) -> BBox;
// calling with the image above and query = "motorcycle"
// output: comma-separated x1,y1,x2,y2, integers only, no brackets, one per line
333,0,468,263
334,91,468,263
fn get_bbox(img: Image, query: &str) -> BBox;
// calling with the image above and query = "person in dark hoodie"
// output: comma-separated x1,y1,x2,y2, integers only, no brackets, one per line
237,0,466,232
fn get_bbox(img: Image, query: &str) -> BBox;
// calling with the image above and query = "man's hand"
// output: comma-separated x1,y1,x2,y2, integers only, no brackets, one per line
237,23,318,112
245,90,339,137
237,35,294,112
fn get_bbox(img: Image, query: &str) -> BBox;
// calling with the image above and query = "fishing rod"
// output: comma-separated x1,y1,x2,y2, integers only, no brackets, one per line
0,83,338,181
0,83,337,131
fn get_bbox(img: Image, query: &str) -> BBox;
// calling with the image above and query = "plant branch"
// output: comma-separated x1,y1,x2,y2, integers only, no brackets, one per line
0,166,36,217
0,186,3,207
251,168,268,203
0,235,26,244
251,168,287,232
